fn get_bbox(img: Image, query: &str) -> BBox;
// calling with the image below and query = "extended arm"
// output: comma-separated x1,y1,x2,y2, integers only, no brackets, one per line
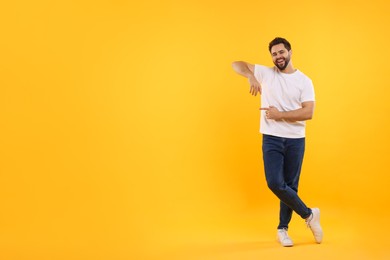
261,101,315,121
232,61,262,96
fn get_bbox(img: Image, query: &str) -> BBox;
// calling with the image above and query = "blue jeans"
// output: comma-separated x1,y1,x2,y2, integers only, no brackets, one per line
262,134,312,230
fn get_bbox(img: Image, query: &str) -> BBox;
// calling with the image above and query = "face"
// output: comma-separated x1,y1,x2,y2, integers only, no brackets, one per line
270,43,291,71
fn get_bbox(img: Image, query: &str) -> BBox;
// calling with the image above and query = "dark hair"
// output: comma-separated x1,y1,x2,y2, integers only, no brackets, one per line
268,37,291,53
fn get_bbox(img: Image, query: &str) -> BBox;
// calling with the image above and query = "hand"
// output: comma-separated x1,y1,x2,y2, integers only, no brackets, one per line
260,106,282,120
248,75,262,96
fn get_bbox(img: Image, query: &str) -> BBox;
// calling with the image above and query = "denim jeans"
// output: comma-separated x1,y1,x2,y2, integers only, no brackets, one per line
262,134,312,230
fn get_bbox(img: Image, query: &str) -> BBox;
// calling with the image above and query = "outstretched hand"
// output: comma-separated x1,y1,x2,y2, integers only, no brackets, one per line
248,75,262,96
260,106,282,120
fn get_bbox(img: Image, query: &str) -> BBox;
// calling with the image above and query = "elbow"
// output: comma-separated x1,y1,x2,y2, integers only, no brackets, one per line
302,104,314,120
232,61,248,75
231,61,241,74
231,61,242,70
232,60,246,67
306,111,314,120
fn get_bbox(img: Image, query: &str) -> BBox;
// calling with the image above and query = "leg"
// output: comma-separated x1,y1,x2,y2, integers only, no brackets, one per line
262,135,311,223
278,137,305,229
279,201,293,230
261,135,294,229
284,138,323,243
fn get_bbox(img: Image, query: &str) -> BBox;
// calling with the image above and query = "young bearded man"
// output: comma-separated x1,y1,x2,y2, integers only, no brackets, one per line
232,37,323,247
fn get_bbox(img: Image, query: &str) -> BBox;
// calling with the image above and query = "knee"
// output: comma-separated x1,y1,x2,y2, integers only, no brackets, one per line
267,181,286,193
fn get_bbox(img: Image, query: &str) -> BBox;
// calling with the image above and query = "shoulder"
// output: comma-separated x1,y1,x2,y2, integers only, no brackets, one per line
255,64,273,70
296,70,313,85
254,64,275,74
296,70,311,79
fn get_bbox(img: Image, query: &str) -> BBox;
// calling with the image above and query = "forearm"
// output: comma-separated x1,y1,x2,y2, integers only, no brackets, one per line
232,61,262,95
280,107,314,121
232,61,254,78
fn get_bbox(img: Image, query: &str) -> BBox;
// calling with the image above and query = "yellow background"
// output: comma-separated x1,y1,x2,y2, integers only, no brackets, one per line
1,0,389,259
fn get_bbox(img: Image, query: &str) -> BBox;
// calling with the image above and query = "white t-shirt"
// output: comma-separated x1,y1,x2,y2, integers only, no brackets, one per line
254,64,315,138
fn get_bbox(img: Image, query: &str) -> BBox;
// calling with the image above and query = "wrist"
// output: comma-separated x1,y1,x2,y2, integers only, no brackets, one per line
278,111,285,120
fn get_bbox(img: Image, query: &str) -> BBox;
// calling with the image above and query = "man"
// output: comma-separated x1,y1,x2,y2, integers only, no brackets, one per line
232,37,323,247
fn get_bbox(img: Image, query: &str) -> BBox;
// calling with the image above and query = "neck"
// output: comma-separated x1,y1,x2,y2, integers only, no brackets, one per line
280,62,296,74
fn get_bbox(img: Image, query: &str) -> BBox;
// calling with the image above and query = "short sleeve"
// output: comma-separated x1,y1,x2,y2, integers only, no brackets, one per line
254,64,265,83
301,78,315,102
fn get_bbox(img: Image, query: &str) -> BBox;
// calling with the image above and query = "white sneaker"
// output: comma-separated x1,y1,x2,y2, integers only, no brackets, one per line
277,228,293,247
306,208,323,243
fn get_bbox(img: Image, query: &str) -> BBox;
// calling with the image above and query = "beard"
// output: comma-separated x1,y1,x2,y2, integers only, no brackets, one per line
274,55,291,70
